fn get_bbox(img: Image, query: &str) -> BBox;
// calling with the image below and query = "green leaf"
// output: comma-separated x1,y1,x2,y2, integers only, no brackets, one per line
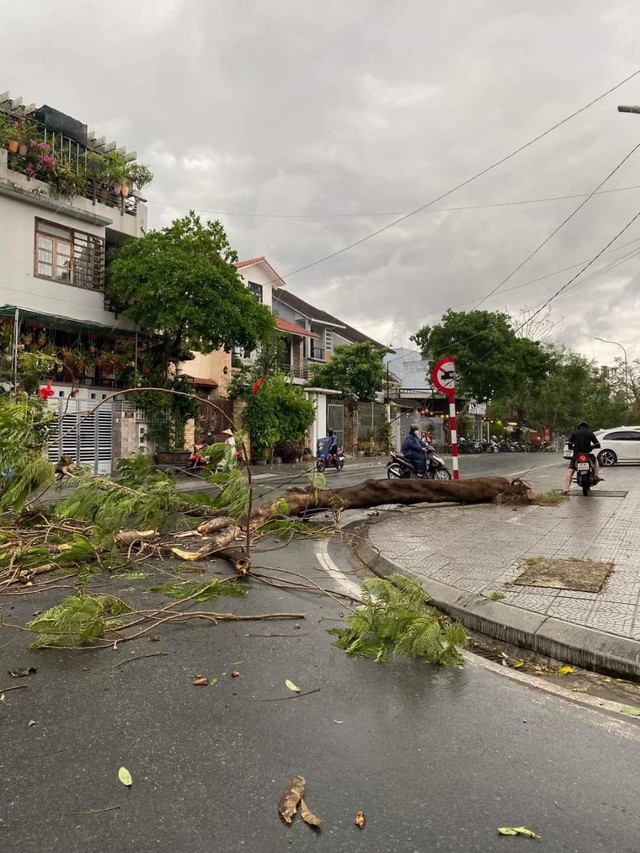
209,677,218,687
512,660,526,669
498,826,540,839
118,767,132,787
285,679,300,693
619,705,640,717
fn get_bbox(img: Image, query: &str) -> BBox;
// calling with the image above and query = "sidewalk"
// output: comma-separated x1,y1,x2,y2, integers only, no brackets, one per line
355,463,640,679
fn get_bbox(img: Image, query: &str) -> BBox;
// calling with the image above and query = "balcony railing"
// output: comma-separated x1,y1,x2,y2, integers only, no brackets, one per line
281,362,310,381
309,347,326,361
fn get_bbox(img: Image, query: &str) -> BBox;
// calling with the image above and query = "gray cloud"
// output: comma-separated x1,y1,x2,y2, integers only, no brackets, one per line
3,0,640,365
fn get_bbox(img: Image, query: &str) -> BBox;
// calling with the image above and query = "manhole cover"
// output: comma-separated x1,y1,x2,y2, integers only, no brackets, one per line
514,556,613,592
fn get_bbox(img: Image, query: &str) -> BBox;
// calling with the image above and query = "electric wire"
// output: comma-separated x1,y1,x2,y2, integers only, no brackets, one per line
472,140,640,309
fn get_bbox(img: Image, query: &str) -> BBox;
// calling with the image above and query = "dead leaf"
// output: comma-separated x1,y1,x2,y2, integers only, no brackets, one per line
118,767,133,787
333,720,344,724
192,675,209,686
278,775,305,824
209,677,218,687
28,720,37,727
512,660,525,669
285,679,300,693
300,798,321,827
498,826,540,839
556,665,574,675
148,635,161,643
571,686,588,693
231,671,240,678
8,667,36,678
355,811,366,828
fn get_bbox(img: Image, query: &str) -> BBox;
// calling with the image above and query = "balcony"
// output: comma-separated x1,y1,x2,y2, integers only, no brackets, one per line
280,362,310,381
309,347,326,362
0,114,149,237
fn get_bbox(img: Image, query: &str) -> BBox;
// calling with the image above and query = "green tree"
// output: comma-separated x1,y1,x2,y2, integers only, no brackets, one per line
310,342,386,402
411,310,552,402
107,212,275,366
242,372,316,460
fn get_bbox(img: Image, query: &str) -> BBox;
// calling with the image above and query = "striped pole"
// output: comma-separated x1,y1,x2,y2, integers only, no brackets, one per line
448,392,459,480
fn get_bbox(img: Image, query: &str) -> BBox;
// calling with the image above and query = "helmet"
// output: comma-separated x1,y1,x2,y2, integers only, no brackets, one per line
327,428,334,436
577,421,589,429
410,423,419,432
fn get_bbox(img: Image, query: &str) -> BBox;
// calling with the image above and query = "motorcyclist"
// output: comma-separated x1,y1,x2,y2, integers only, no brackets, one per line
327,428,339,457
564,421,602,493
402,423,427,476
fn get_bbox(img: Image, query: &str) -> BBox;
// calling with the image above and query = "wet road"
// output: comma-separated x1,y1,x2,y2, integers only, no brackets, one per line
2,510,639,853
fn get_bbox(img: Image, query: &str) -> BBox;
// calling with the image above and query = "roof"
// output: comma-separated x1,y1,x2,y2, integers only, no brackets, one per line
273,290,386,347
185,376,218,388
234,257,286,287
275,317,319,338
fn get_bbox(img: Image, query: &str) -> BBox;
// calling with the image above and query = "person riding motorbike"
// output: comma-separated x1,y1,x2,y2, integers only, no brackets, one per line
401,423,427,476
327,428,339,457
564,421,602,494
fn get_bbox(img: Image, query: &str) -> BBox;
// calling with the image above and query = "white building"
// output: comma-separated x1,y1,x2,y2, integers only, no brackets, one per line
0,94,149,472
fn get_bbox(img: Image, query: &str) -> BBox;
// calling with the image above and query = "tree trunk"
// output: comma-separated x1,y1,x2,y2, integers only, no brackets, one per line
250,476,525,526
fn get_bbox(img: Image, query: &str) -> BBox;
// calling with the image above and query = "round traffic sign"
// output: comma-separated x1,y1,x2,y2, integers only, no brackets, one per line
431,356,456,394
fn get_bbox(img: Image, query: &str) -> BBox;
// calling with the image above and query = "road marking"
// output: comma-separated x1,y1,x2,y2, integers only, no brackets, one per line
314,539,363,599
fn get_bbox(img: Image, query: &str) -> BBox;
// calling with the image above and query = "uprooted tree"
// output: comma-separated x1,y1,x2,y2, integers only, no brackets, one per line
0,391,530,657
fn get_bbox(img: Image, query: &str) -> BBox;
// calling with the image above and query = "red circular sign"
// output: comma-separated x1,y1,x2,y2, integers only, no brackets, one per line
431,356,456,395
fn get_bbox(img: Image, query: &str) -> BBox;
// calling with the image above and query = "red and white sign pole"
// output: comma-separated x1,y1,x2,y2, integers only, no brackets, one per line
431,356,459,480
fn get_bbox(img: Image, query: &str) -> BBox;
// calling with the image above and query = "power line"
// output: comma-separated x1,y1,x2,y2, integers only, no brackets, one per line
473,139,640,309
479,205,640,361
145,183,640,219
275,67,640,282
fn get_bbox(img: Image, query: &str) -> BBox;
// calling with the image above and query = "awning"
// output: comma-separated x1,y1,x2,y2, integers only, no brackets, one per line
276,317,319,338
185,376,218,388
0,305,139,337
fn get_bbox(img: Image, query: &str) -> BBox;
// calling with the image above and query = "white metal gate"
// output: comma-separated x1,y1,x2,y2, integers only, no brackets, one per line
47,396,114,474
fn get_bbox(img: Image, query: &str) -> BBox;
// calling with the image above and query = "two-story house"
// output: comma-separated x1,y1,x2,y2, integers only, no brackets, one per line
0,93,150,472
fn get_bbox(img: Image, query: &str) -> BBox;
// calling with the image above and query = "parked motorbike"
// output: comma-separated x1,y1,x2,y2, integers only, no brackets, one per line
387,449,452,480
316,436,345,472
574,452,596,496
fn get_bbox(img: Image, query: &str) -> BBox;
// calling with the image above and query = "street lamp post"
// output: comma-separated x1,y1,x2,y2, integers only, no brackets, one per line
595,337,629,408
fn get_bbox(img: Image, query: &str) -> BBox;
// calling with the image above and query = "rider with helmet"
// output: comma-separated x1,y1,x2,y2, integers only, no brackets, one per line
564,421,602,493
402,423,427,476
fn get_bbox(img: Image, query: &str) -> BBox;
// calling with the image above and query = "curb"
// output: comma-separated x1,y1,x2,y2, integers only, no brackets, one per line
348,517,640,682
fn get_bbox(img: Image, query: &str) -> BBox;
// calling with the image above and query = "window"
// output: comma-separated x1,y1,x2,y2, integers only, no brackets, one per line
248,281,263,303
604,431,640,442
35,219,105,291
325,328,333,353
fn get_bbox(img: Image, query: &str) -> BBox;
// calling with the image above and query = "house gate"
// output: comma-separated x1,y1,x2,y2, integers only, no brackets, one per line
47,395,114,474
326,397,344,448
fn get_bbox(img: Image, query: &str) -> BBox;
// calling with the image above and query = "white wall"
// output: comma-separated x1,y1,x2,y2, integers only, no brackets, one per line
304,390,324,450
236,261,276,310
0,192,133,329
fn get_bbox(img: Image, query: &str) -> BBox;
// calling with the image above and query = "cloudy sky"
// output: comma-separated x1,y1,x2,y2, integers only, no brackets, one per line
3,0,640,365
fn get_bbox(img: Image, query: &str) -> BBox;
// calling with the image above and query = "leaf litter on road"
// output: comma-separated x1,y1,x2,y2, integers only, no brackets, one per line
285,679,300,692
278,775,306,824
300,798,321,827
118,767,132,787
355,811,366,828
498,826,540,838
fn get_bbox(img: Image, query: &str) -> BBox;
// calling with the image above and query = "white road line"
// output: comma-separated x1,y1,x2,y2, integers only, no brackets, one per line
314,539,363,599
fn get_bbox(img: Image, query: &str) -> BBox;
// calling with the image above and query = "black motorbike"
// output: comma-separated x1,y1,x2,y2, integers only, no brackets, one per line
387,449,452,480
574,452,596,496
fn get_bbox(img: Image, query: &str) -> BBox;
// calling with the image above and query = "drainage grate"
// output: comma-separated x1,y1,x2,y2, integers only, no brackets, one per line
582,490,628,498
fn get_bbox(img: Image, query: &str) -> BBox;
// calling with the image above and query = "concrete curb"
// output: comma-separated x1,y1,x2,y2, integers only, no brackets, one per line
348,517,640,681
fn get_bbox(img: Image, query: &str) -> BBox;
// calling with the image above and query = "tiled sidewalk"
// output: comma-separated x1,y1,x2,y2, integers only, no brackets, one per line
366,465,640,642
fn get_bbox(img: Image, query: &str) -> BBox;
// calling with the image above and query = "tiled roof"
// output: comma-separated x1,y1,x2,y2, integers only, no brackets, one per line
273,290,385,347
275,317,319,338
234,256,286,287
185,376,218,388
234,256,266,269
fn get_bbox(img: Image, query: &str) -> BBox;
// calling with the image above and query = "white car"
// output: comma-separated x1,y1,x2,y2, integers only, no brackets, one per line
563,426,640,466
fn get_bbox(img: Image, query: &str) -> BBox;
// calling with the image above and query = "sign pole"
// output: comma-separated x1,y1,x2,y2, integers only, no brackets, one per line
448,391,459,480
431,355,459,480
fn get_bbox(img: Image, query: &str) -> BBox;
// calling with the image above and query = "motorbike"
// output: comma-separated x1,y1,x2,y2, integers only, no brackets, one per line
316,436,345,472
387,448,452,480
187,440,242,472
574,452,596,496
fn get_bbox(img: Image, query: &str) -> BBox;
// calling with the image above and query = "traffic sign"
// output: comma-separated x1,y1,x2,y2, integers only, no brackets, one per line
431,356,456,395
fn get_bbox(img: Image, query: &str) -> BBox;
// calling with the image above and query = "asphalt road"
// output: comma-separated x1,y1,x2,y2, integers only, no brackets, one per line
2,504,639,853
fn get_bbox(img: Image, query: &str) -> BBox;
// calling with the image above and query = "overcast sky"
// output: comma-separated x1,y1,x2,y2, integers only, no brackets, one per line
3,0,640,365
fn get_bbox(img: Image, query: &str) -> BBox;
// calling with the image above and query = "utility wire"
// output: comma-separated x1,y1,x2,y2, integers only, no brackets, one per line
145,183,640,219
473,139,640,309
478,205,640,362
274,67,640,282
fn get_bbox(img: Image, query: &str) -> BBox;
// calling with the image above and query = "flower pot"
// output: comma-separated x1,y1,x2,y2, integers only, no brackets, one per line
18,143,28,157
7,140,19,154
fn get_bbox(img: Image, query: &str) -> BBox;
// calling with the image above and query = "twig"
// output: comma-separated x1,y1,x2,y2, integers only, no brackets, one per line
58,805,121,816
0,684,28,693
253,688,320,702
113,652,170,668
246,633,301,638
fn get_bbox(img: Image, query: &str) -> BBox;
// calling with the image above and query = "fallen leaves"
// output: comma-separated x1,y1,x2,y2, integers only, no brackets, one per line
498,826,540,839
300,798,321,827
192,675,209,686
231,670,240,678
556,665,574,675
619,705,640,717
278,775,306,824
118,767,133,787
285,679,300,693
355,811,366,828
